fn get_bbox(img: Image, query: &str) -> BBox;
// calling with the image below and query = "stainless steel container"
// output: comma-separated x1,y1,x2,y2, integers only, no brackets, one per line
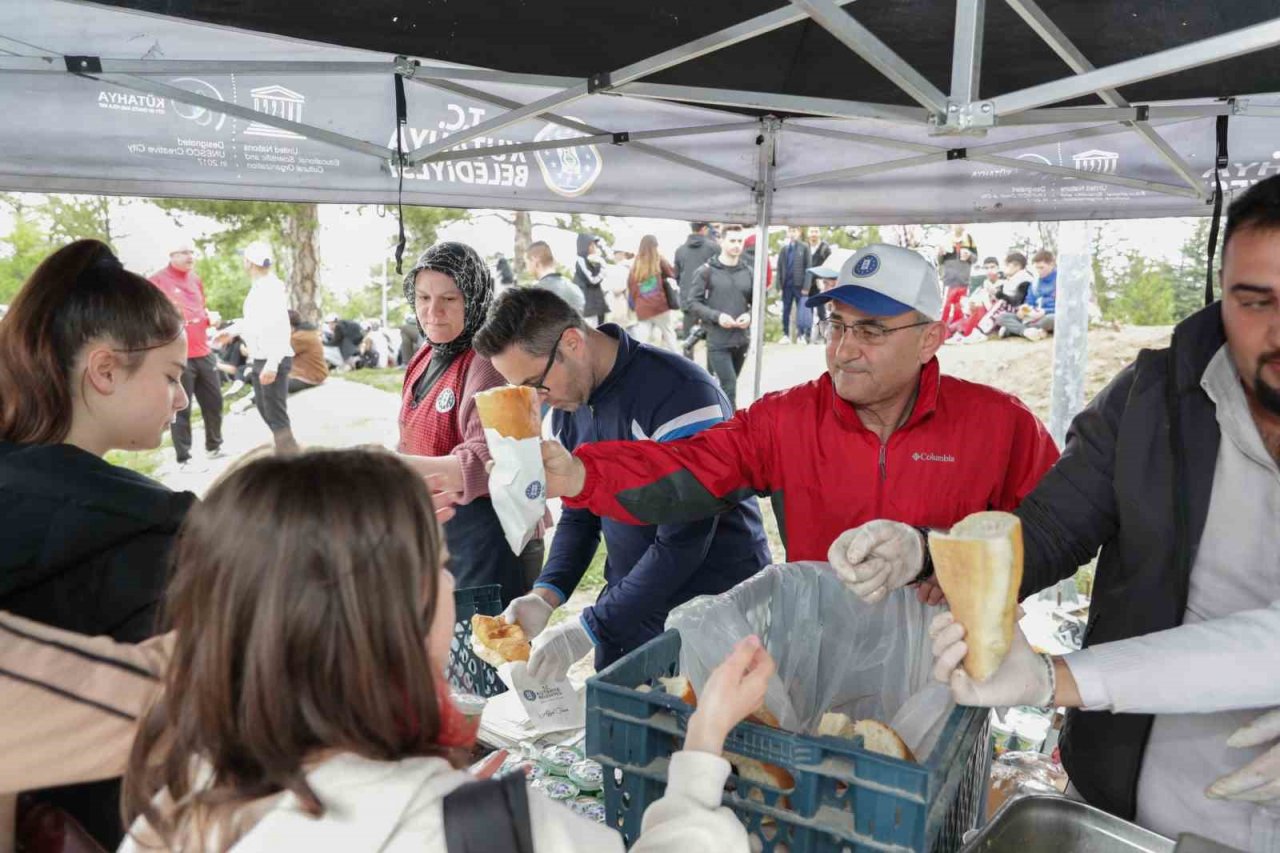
960,795,1175,853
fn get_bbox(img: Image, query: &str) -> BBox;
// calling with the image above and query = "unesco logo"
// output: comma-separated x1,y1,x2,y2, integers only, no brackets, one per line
525,480,545,500
853,254,881,277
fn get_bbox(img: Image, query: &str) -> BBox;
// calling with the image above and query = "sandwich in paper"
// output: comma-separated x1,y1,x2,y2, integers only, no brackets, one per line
475,386,545,554
927,511,1024,682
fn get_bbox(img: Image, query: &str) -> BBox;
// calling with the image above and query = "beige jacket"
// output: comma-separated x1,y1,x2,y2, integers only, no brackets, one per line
0,612,169,852
120,750,748,853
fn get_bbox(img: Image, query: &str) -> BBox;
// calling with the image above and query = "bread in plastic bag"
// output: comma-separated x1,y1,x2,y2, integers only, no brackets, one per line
665,562,954,760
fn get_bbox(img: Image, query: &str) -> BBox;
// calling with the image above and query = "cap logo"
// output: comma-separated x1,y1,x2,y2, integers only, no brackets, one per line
853,254,880,277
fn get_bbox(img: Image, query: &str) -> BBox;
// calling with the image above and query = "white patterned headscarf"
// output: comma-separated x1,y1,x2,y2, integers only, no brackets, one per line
402,242,494,359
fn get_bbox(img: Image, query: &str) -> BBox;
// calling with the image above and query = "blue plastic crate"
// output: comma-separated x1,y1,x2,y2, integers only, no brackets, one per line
447,584,508,699
587,629,990,852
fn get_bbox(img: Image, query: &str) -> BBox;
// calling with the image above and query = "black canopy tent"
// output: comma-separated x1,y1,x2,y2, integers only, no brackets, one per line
4,0,1280,441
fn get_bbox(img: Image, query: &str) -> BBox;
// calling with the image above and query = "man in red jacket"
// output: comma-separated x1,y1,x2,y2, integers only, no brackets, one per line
149,240,223,466
538,244,1059,601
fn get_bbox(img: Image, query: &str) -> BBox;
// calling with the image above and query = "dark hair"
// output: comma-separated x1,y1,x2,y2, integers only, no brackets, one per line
1004,252,1028,270
983,256,1000,266
1223,174,1280,255
124,449,457,845
689,221,710,233
287,309,302,329
474,287,586,359
0,239,183,445
721,224,744,235
1032,249,1056,264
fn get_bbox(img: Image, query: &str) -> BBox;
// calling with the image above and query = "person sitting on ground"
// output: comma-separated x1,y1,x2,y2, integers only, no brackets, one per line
0,239,197,848
996,249,1057,341
995,251,1034,310
945,257,1004,344
399,310,425,365
324,313,366,370
118,449,768,853
286,310,328,394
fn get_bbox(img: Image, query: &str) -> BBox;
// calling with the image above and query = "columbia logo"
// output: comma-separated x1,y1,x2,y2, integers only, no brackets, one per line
912,452,956,463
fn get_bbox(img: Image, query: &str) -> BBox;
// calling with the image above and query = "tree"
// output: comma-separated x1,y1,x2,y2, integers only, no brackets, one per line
1112,252,1175,326
481,210,615,282
1172,217,1212,320
0,193,119,304
150,199,323,323
400,205,470,255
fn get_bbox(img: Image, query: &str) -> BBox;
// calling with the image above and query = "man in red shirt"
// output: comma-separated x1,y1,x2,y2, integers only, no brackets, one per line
149,240,223,466
538,244,1059,601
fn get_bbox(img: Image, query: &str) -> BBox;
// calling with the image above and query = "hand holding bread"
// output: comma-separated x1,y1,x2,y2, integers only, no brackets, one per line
685,635,775,757
930,610,1053,708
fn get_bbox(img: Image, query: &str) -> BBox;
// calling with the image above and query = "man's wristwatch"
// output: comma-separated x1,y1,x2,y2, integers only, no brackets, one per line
913,526,935,583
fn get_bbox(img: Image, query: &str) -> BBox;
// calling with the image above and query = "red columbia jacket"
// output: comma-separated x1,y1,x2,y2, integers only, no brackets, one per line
564,358,1059,560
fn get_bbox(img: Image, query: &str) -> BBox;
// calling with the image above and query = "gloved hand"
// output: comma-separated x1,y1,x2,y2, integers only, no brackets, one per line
930,610,1053,708
527,615,596,683
501,593,556,639
1207,709,1280,804
828,520,925,604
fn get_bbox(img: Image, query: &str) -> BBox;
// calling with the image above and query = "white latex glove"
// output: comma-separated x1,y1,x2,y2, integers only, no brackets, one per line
929,610,1053,708
501,593,555,639
527,615,596,683
828,520,925,604
1207,709,1280,804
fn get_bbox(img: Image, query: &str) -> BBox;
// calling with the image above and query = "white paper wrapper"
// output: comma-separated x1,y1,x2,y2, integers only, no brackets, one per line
484,428,546,555
498,661,585,734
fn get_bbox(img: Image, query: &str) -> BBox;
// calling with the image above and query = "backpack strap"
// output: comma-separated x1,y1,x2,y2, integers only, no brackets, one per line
443,771,535,853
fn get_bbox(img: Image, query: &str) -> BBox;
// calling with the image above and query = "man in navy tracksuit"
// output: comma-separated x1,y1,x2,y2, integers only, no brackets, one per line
474,287,772,677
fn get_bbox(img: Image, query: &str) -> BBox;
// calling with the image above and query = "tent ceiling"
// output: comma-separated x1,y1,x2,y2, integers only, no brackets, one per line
96,0,1280,111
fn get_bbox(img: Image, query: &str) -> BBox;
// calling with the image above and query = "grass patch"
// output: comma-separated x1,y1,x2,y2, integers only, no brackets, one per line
339,368,407,395
106,448,166,480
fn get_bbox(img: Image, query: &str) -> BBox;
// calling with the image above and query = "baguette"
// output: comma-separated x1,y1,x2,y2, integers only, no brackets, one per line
818,714,915,762
474,385,541,440
927,511,1024,681
659,675,698,707
471,614,531,663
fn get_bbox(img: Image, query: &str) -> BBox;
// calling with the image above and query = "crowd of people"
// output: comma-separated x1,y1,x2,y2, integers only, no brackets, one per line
0,176,1277,852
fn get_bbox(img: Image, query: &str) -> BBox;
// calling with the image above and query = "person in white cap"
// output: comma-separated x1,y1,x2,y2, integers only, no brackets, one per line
148,239,224,467
240,242,298,454
528,244,1058,598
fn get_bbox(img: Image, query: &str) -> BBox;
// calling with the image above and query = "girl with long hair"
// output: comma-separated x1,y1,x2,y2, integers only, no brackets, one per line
627,234,679,351
0,239,195,846
121,448,769,852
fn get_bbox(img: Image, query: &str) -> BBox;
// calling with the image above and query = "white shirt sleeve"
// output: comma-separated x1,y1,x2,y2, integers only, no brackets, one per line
1064,597,1280,715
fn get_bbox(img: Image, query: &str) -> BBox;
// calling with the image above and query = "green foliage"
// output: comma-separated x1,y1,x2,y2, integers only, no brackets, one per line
0,194,120,305
0,209,55,304
150,198,287,252
1172,217,1212,319
553,213,615,249
340,367,406,395
195,249,252,322
1101,251,1175,326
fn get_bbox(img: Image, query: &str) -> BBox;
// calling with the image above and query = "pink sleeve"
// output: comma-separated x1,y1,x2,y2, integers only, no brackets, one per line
454,354,506,504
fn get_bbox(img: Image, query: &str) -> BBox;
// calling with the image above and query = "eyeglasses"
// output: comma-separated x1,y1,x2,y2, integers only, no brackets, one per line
818,318,934,346
524,328,570,393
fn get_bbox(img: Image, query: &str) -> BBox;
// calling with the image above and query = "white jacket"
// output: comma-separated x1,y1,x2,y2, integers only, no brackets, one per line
118,750,748,853
240,271,294,369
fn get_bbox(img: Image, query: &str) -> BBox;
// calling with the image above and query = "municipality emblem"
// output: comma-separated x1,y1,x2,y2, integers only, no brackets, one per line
435,388,457,413
533,120,602,198
853,254,881,277
525,480,545,501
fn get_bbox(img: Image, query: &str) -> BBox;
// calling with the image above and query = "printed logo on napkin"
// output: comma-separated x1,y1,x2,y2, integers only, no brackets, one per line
525,480,544,500
498,662,585,734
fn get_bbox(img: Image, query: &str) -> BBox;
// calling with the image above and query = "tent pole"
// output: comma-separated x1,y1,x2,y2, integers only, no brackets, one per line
751,118,780,404
990,16,1280,116
949,0,986,107
790,0,948,114
617,83,927,124
1002,0,1205,197
1049,220,1092,447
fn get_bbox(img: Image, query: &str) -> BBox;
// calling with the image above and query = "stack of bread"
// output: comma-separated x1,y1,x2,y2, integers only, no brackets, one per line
659,674,914,797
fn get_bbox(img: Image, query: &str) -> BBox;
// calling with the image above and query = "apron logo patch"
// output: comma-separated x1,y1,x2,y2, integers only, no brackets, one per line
435,388,457,413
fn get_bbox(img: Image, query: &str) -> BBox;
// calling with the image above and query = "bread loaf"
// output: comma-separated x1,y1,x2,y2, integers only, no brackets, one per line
818,713,915,762
474,386,541,440
927,511,1023,682
471,614,531,663
659,675,698,707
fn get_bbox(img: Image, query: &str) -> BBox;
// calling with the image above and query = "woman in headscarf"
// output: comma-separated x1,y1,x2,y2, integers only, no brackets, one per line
397,242,542,605
573,232,609,327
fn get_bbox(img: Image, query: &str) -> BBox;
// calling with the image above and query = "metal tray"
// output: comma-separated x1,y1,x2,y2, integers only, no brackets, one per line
960,795,1175,853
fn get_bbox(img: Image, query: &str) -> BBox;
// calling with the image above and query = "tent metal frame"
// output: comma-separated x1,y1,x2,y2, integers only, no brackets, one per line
4,0,1280,419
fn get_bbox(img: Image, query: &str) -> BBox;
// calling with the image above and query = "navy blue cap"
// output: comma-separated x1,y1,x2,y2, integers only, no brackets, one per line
806,284,915,316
